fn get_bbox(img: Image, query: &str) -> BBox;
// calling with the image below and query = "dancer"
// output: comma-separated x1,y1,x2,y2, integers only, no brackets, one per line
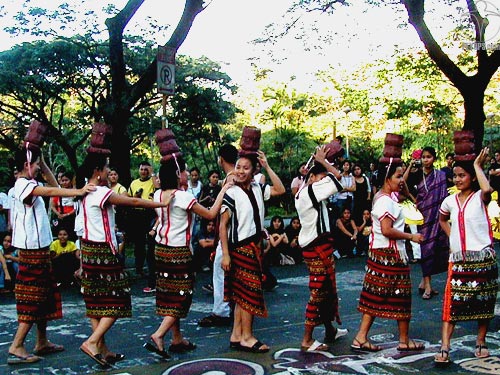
435,148,498,364
352,153,425,352
221,150,285,353
295,145,348,352
78,153,167,367
143,155,231,358
8,147,94,365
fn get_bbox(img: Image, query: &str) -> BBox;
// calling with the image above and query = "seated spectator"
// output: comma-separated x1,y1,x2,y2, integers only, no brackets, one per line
50,228,80,287
335,207,357,258
284,216,302,263
1,233,18,292
194,219,216,272
356,209,372,256
267,215,289,265
0,235,12,294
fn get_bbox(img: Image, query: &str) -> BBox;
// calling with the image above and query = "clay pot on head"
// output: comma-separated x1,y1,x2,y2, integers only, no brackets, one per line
158,139,181,156
90,122,113,149
324,140,344,163
378,156,403,164
23,120,49,150
155,128,176,144
454,141,475,155
453,130,474,143
454,154,476,162
87,146,111,155
240,126,261,152
383,145,403,158
384,133,404,147
160,151,183,164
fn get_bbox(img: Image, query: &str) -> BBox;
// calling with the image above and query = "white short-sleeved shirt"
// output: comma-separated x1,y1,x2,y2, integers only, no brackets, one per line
221,183,271,245
82,186,117,252
439,191,492,254
337,174,354,199
295,173,342,247
12,178,52,249
370,193,406,251
154,189,197,247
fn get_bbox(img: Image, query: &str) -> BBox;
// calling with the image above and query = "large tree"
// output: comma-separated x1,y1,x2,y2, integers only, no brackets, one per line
262,0,500,149
0,0,206,183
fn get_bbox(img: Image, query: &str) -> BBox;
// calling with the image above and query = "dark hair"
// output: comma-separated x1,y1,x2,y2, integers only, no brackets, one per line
190,167,200,174
375,161,402,187
237,154,258,172
208,169,220,178
59,170,74,181
218,144,238,165
422,146,437,159
159,156,186,190
79,153,108,180
268,215,284,234
296,163,307,178
445,152,454,159
14,147,41,173
306,163,328,182
336,135,343,143
453,160,480,191
139,161,151,167
109,166,119,173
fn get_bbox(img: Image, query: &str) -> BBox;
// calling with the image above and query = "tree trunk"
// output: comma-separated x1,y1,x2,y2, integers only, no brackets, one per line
462,84,486,152
109,114,132,186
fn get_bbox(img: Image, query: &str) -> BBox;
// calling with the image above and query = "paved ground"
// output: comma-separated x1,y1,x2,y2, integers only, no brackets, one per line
0,246,499,375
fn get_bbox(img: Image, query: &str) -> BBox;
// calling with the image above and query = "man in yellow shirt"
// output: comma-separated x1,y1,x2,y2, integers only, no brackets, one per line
127,162,156,288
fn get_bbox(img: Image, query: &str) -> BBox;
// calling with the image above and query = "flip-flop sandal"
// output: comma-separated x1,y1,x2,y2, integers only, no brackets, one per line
229,341,241,349
143,341,171,359
105,353,125,364
475,344,489,358
434,348,451,366
301,340,329,352
238,340,269,353
168,341,197,353
350,339,382,352
397,339,425,351
7,353,41,365
324,328,349,343
33,344,65,356
79,345,110,367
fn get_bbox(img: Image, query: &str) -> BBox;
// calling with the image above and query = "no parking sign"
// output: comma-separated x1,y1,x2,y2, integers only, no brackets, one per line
157,45,176,95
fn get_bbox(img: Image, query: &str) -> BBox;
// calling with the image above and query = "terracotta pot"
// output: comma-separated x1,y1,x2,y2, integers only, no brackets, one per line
383,145,403,158
384,133,404,146
24,120,49,149
378,156,403,164
155,128,175,144
454,141,475,155
454,154,476,162
160,152,182,164
87,146,111,155
90,122,113,148
159,139,181,156
453,130,474,143
240,126,261,151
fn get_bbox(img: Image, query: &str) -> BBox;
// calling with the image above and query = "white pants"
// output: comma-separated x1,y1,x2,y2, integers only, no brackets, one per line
409,224,421,259
212,242,231,317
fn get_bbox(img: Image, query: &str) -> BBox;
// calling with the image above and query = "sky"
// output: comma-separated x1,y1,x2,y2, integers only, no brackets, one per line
0,0,497,90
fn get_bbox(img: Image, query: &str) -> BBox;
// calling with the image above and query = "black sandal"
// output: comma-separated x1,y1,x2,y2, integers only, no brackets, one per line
434,347,450,366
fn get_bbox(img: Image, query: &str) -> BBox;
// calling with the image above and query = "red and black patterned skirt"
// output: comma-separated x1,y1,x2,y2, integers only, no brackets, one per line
155,244,194,318
15,248,62,323
303,237,341,326
224,241,267,317
358,247,412,320
81,240,131,318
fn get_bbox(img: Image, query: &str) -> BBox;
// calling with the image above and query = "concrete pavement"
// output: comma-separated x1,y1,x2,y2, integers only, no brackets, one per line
0,248,499,375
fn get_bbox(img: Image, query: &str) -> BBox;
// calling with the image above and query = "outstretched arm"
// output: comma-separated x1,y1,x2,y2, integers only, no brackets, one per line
257,151,285,197
474,147,493,204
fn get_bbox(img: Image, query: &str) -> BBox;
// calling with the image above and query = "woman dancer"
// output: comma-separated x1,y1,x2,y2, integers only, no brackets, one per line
405,147,449,299
295,146,348,352
351,159,424,352
78,153,167,367
435,148,498,364
221,151,285,353
143,156,230,358
8,147,94,365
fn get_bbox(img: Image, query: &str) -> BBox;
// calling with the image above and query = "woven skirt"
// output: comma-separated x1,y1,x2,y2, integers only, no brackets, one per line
303,238,340,326
15,248,62,323
155,244,194,318
224,241,267,317
358,247,412,320
442,251,498,322
81,240,131,318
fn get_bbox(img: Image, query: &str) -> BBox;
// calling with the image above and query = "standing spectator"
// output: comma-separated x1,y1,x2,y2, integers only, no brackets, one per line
1,233,19,291
50,171,76,241
221,151,285,353
352,161,424,353
291,163,308,196
488,150,500,203
436,148,498,364
284,216,302,263
0,190,9,239
198,170,221,208
335,208,358,258
186,167,203,199
107,167,129,253
198,145,237,328
127,161,156,279
143,155,230,358
295,146,347,352
253,162,266,185
441,153,455,188
335,161,355,214
108,168,127,195
405,147,449,300
78,153,167,367
352,164,371,225
6,166,19,232
49,228,79,287
8,147,94,365
193,219,216,272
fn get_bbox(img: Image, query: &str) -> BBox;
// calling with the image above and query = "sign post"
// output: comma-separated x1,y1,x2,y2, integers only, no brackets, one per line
157,45,176,128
